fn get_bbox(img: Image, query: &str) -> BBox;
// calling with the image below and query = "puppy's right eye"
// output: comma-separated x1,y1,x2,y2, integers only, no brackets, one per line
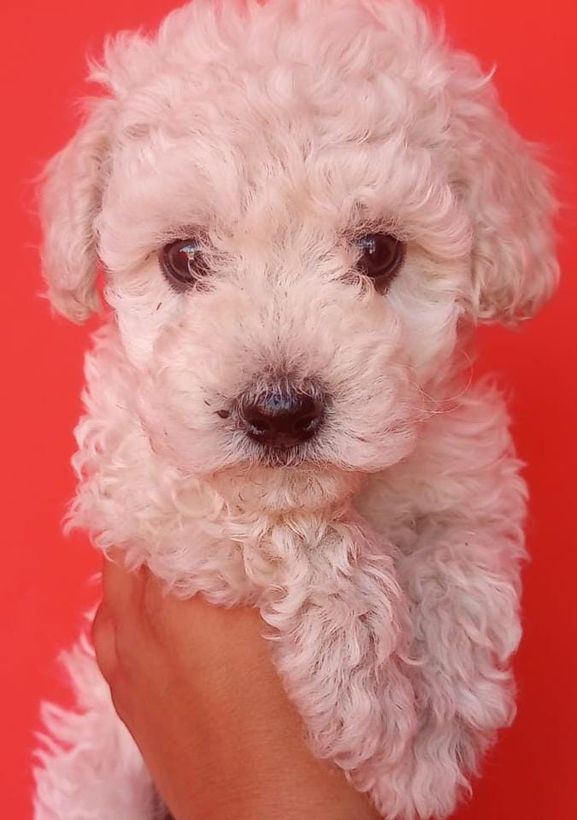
159,238,208,291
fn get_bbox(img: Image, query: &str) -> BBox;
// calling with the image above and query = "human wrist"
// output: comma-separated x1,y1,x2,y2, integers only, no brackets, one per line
174,683,379,820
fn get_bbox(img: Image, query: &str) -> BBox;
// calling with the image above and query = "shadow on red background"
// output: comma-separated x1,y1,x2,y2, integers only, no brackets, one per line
1,1,575,817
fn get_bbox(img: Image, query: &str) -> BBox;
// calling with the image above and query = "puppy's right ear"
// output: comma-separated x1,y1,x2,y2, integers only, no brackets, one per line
39,100,113,322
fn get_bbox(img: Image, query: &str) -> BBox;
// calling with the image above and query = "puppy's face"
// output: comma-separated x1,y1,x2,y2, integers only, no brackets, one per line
110,218,457,479
100,40,467,481
40,0,558,504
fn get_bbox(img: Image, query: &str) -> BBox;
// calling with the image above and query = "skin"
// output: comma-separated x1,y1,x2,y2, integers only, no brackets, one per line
92,557,381,820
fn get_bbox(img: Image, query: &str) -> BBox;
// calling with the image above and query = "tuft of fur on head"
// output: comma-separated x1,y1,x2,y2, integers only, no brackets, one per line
39,0,558,326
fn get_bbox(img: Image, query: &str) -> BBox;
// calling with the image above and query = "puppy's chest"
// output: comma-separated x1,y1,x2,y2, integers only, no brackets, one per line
128,486,408,606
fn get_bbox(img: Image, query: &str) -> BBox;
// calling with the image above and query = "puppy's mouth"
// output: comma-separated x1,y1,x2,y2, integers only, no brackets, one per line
252,441,313,468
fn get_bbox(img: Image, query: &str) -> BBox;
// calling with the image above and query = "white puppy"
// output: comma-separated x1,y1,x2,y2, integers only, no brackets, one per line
34,1,558,817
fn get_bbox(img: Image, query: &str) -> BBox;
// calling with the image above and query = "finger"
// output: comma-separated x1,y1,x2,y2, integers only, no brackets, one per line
139,566,173,628
92,602,118,683
101,552,144,618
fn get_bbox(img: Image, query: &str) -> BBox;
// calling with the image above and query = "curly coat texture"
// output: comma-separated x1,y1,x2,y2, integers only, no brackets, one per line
34,1,558,817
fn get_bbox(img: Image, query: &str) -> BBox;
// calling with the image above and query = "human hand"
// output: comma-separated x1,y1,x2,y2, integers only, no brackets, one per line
92,557,381,820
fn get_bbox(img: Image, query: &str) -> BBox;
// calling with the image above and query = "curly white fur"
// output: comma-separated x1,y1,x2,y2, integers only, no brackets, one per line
34,1,558,818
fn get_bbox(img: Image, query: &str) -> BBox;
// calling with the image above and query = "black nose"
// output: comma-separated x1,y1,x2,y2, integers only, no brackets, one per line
241,384,324,448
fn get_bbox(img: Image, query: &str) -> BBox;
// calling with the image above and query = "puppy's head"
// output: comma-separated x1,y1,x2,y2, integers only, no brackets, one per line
40,0,558,506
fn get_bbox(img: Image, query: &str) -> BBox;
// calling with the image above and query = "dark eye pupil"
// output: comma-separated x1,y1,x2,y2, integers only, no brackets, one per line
356,233,405,284
160,238,207,290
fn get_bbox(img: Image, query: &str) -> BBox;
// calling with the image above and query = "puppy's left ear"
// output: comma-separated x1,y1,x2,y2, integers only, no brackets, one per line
39,99,113,322
452,61,559,323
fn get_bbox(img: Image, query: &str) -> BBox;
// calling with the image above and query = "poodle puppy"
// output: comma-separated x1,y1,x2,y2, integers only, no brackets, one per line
34,1,558,817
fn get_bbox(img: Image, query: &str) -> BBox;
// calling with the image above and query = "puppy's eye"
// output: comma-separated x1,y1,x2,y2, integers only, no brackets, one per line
159,238,208,291
355,233,405,287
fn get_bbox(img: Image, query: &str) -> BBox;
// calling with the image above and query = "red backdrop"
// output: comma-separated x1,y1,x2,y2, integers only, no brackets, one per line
1,1,576,817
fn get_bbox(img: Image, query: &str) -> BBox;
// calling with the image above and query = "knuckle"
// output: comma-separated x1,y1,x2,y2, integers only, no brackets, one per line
92,606,116,683
140,570,164,625
107,671,132,725
114,626,141,675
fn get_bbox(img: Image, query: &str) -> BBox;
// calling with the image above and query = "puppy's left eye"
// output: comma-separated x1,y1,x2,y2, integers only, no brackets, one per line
355,233,405,287
159,238,208,291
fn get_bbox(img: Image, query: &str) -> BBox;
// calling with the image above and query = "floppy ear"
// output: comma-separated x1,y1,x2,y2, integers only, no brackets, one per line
450,58,559,323
39,100,113,322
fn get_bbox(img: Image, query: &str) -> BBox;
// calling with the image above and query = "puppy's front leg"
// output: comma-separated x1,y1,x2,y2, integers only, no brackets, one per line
383,516,524,819
259,518,416,808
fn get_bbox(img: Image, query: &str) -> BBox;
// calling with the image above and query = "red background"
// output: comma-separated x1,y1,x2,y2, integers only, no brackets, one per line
1,1,576,817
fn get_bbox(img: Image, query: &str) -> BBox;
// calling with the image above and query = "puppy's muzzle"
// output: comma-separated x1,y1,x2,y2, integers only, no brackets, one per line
239,380,325,449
